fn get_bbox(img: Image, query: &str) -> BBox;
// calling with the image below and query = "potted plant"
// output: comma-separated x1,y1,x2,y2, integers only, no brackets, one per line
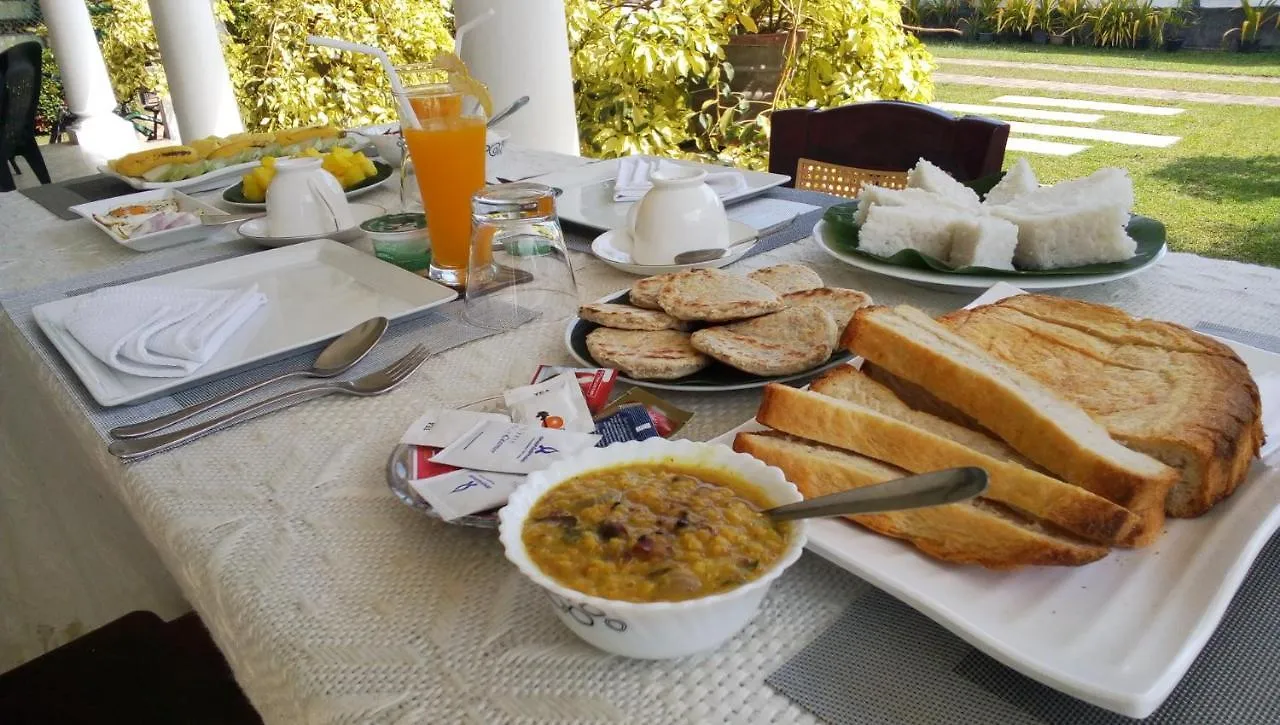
722,1,806,118
1032,0,1055,43
1163,0,1196,51
996,0,1038,40
970,0,1002,41
1222,0,1276,52
1135,0,1165,49
1050,0,1089,44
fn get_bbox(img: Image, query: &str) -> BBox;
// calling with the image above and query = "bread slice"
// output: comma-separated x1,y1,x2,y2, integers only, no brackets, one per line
747,263,824,295
578,303,684,331
759,380,1141,546
656,268,785,322
628,274,678,310
844,305,1178,544
782,288,872,348
733,432,1109,568
690,305,835,376
585,328,709,380
940,294,1264,517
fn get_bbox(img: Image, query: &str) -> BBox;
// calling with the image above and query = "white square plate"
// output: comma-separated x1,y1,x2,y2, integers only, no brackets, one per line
524,158,790,232
70,188,230,252
32,240,457,407
713,283,1280,718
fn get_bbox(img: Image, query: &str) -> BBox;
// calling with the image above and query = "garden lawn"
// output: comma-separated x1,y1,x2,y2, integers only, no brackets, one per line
932,82,1280,268
926,41,1280,76
934,59,1280,97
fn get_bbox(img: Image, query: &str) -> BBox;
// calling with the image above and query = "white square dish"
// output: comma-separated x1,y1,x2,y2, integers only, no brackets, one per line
524,158,790,232
32,240,457,406
70,188,230,252
713,282,1280,718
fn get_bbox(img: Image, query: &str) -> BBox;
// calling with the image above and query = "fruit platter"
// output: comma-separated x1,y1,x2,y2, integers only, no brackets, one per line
221,147,393,208
99,126,373,193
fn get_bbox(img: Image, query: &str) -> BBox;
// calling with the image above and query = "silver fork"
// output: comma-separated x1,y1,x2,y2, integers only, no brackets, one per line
108,345,431,462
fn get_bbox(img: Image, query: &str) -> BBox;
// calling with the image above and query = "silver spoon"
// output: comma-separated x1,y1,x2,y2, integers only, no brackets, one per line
487,95,530,128
672,238,759,265
108,317,389,439
202,212,264,227
764,467,988,522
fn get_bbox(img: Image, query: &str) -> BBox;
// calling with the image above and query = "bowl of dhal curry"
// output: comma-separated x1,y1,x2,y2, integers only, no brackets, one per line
498,438,807,659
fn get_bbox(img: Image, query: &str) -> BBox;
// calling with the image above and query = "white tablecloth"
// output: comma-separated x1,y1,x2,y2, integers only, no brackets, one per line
3,145,1279,722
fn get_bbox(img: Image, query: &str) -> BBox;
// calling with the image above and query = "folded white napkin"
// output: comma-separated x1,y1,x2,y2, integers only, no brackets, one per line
63,284,267,378
612,156,750,202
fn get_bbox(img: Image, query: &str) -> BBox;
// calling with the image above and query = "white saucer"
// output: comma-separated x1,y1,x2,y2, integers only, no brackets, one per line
589,220,758,275
238,202,383,248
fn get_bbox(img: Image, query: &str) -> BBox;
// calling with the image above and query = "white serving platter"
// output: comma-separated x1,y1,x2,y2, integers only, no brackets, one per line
32,240,457,407
523,158,790,232
712,282,1280,718
812,219,1168,292
69,188,229,252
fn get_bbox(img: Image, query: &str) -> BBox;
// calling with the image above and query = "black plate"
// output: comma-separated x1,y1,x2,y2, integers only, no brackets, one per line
566,290,855,392
221,160,394,206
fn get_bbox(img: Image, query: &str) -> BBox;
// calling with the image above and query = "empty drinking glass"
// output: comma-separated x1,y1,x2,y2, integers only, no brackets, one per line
463,183,580,331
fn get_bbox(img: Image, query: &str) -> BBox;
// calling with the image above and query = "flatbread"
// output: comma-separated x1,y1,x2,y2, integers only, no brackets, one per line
783,287,873,348
586,328,711,380
628,274,677,310
690,305,836,376
657,268,785,322
747,263,824,295
578,303,684,331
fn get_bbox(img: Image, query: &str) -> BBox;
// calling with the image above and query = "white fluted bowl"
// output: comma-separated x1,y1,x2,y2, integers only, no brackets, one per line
498,438,807,659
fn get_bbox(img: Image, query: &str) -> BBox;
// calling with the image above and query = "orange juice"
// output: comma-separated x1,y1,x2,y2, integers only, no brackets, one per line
400,88,488,283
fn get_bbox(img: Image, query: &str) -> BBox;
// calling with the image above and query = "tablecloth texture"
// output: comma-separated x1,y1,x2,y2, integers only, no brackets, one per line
4,146,1280,723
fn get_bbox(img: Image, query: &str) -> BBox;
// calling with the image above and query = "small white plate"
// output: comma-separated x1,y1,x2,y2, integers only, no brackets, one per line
589,221,758,275
237,202,383,248
31,240,457,407
69,189,229,252
524,158,790,232
712,282,1280,718
812,219,1168,292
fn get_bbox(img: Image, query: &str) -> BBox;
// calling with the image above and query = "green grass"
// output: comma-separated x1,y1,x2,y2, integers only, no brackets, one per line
928,41,1280,77
935,59,1280,97
933,81,1280,267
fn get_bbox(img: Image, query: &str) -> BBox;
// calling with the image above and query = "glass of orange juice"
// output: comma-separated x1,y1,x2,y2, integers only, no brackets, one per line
395,65,488,288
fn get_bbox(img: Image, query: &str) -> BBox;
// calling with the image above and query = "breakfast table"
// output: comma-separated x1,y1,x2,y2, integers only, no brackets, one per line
2,144,1280,724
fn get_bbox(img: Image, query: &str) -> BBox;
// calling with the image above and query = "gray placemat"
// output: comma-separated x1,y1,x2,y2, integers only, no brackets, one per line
561,186,844,262
20,173,141,220
1,248,526,445
767,321,1280,724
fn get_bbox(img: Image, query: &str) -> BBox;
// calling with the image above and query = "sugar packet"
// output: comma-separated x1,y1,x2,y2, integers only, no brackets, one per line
409,468,524,522
530,365,617,413
504,373,594,433
593,404,660,446
433,420,601,474
402,408,511,448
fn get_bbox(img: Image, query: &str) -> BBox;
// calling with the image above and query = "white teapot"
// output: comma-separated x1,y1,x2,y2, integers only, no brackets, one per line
265,157,355,238
625,166,729,266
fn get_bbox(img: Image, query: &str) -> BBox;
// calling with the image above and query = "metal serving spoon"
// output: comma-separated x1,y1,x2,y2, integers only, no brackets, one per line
672,238,759,265
487,95,530,128
764,467,988,522
108,317,389,439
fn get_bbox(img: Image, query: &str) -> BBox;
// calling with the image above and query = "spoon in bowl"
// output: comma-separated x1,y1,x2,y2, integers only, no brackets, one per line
763,467,988,522
488,95,530,128
108,317,389,439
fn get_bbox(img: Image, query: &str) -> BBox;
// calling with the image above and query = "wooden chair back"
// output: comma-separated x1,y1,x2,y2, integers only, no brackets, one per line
769,101,1009,191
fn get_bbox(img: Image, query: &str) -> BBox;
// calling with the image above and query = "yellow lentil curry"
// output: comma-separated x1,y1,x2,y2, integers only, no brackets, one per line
523,463,791,602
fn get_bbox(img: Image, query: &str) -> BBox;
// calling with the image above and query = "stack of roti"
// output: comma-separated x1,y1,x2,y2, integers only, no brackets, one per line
582,264,872,380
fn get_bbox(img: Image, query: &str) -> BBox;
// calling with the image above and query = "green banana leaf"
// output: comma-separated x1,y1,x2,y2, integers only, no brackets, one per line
821,176,1167,277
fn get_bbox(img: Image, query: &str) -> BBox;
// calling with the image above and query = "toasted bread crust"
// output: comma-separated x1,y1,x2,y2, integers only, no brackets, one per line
756,382,1140,546
940,295,1264,517
845,305,1176,544
733,432,1109,568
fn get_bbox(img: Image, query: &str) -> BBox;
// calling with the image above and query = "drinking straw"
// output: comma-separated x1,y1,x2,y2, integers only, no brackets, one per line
306,36,420,130
453,9,495,58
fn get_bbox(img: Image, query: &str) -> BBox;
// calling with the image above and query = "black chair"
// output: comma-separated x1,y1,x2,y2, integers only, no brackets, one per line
0,41,51,193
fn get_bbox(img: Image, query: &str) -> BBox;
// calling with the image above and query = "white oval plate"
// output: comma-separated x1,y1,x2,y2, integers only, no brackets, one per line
590,221,758,276
812,219,1167,292
237,202,383,248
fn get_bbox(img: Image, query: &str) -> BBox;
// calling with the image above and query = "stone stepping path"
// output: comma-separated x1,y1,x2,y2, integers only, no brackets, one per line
931,101,1103,123
993,95,1185,116
1006,120,1180,147
1006,137,1089,156
936,73,1280,107
939,57,1280,85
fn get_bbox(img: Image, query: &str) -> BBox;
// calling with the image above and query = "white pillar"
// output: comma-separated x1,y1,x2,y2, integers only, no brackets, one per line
147,0,243,141
38,0,138,166
455,0,579,155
